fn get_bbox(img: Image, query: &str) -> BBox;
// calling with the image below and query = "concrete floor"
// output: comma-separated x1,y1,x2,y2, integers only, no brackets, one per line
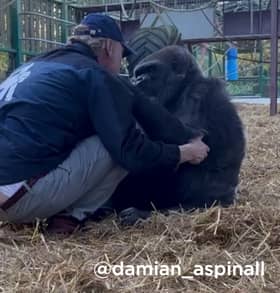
231,97,280,105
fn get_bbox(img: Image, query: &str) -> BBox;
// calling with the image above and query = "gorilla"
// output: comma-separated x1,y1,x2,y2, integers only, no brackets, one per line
109,45,246,225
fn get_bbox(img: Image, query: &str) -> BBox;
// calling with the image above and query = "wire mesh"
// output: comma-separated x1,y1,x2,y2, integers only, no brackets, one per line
20,0,77,54
0,0,14,49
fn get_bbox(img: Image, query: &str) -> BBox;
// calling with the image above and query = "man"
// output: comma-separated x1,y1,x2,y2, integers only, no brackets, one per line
0,13,209,233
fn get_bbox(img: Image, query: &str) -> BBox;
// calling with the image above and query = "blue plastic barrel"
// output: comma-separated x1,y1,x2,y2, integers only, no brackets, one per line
226,47,238,81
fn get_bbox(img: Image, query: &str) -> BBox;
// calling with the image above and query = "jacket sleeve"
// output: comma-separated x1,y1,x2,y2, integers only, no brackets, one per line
83,69,180,173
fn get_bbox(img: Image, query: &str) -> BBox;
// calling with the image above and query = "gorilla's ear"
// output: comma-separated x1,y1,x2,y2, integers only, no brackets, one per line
169,46,194,80
183,50,203,80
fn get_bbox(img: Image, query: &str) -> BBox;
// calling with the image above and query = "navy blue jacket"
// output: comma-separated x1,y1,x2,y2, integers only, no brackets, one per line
0,42,181,185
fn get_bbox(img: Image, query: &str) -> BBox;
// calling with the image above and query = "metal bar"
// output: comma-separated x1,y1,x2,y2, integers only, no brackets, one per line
78,1,150,13
214,51,222,75
208,46,212,77
270,0,278,115
258,0,262,33
20,11,76,24
10,0,22,66
21,50,40,56
20,37,65,45
47,0,51,51
222,50,225,79
0,47,17,53
34,0,39,52
258,40,264,97
62,0,69,43
25,0,31,53
30,0,34,53
181,33,277,44
250,0,254,33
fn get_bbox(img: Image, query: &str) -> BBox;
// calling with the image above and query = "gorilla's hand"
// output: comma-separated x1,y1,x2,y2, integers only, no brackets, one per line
183,124,208,141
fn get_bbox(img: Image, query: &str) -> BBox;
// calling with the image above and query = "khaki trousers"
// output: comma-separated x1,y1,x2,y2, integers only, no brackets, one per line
0,136,128,223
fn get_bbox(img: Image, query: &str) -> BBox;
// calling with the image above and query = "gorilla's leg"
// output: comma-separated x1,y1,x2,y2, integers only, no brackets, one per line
111,170,176,211
110,170,179,225
171,164,239,209
116,164,239,225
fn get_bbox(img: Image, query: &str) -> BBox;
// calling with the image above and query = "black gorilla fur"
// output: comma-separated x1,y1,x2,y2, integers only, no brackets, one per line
110,45,246,224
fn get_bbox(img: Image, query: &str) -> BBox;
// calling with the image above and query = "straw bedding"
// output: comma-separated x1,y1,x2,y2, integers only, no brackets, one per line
0,104,279,293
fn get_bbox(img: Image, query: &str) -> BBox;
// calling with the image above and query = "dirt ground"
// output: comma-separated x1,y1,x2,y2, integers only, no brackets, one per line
0,104,280,293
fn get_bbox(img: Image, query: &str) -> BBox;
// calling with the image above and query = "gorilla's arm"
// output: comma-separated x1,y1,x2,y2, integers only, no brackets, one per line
117,75,200,144
133,94,200,144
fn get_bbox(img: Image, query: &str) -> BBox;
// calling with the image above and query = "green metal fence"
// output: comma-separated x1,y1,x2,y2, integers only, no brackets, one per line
0,0,82,79
0,0,274,98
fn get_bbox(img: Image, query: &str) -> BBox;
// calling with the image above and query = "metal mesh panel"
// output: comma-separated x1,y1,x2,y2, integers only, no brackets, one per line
0,1,16,79
0,0,79,78
20,0,77,56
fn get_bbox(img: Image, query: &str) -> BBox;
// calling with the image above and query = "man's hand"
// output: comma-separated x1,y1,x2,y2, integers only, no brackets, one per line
179,136,210,165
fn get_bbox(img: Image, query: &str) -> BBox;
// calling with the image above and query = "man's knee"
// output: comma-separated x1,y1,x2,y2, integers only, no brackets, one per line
76,135,112,163
59,135,114,174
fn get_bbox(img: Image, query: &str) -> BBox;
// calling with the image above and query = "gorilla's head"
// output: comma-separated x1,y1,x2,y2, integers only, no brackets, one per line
132,45,202,106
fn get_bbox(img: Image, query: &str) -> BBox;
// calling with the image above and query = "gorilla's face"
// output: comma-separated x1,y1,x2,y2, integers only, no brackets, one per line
133,59,168,101
132,46,201,107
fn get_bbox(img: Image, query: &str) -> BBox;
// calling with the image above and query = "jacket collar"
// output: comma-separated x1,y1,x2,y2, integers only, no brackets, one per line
66,41,98,61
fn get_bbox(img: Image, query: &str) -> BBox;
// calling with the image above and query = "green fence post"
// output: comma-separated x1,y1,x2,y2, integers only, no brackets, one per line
62,0,69,43
258,40,265,97
10,0,22,67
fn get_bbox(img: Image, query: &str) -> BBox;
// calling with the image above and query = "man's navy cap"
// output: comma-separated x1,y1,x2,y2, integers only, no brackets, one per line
79,13,134,57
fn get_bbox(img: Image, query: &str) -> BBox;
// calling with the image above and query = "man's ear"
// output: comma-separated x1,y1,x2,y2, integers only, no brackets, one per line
103,39,114,57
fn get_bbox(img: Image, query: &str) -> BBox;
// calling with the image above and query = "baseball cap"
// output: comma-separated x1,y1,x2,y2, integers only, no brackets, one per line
78,13,135,57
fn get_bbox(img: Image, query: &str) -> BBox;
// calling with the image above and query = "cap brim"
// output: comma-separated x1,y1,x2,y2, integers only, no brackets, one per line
122,43,136,57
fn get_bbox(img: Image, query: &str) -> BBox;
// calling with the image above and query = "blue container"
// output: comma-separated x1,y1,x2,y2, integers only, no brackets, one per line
226,47,238,81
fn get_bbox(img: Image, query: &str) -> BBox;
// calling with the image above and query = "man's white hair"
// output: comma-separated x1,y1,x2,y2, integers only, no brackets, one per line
67,24,107,56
